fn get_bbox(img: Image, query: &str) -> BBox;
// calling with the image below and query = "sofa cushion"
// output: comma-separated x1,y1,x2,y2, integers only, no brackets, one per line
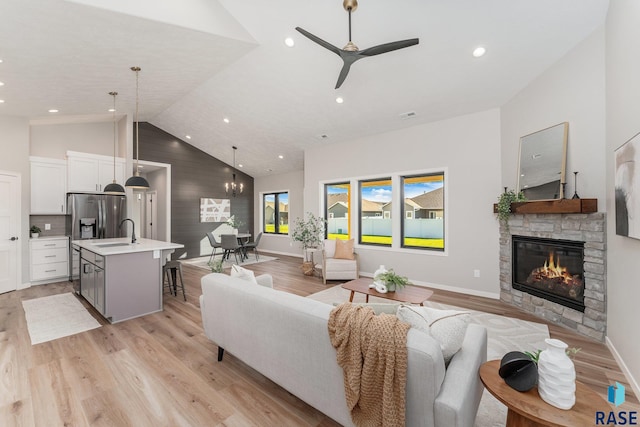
397,306,470,363
324,239,337,258
334,239,355,260
230,264,257,284
324,258,357,272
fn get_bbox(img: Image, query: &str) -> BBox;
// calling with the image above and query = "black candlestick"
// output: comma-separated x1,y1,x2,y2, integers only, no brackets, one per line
572,171,580,199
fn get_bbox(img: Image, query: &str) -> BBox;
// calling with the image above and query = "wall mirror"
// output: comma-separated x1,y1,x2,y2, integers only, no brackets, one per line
517,122,568,200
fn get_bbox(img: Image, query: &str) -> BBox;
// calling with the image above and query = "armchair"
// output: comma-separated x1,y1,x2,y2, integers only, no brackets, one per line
316,239,359,284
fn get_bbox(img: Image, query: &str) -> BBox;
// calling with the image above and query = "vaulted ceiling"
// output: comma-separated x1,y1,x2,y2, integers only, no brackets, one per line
0,0,609,177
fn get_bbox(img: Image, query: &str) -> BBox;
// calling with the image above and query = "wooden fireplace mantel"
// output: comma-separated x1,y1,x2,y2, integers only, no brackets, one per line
492,198,597,215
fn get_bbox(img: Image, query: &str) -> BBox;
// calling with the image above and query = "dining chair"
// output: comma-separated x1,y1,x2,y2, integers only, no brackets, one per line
220,234,242,264
243,232,263,261
206,231,222,263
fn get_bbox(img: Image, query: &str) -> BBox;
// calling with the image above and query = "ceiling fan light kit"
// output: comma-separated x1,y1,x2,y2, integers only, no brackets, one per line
296,0,419,89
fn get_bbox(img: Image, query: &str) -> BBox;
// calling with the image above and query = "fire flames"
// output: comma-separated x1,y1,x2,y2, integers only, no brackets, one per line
525,251,583,299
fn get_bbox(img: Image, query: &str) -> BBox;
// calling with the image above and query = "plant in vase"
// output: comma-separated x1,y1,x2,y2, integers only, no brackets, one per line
374,269,409,292
30,225,42,238
226,215,244,231
496,188,526,231
291,212,326,275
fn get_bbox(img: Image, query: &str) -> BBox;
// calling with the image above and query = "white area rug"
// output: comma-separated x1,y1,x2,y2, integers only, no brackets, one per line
22,292,101,345
307,285,550,427
182,254,278,271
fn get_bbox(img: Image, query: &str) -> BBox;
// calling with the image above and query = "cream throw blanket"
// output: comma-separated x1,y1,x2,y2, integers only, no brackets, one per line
328,303,410,427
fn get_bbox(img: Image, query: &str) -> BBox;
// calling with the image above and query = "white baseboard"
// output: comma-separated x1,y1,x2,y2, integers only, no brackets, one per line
606,336,640,401
359,271,500,300
260,249,303,259
18,282,30,290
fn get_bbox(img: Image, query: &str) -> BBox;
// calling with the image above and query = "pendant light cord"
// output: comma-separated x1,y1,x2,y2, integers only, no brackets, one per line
134,67,140,175
111,91,117,180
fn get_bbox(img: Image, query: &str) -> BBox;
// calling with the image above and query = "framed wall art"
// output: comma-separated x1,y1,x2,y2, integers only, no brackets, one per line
200,198,231,223
615,132,640,239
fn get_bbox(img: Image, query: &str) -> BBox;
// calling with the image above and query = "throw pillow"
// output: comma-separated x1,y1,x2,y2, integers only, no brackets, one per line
334,238,355,260
230,265,257,284
397,306,470,363
332,302,400,315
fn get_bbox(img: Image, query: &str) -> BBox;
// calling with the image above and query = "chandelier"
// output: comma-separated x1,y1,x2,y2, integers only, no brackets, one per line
225,146,243,197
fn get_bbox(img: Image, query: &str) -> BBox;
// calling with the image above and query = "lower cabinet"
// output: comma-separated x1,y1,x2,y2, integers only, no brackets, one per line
80,249,105,315
30,237,69,284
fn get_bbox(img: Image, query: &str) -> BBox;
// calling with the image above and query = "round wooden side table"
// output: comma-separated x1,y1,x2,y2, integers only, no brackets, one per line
480,360,611,426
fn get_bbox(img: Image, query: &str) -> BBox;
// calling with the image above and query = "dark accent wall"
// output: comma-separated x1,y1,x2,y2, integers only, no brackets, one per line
138,122,254,260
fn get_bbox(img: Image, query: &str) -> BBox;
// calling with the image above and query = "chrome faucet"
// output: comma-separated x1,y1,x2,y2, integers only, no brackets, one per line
119,218,136,244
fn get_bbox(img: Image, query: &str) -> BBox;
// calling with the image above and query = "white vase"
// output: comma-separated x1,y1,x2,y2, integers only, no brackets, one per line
537,338,576,410
373,265,388,292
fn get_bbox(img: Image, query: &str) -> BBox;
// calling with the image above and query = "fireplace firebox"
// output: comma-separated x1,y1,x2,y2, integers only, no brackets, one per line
512,235,585,312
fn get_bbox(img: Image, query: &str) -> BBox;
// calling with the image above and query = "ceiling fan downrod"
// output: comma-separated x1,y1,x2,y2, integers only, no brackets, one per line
343,0,358,51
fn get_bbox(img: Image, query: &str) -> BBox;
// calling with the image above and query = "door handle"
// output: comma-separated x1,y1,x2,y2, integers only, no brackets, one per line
9,237,18,241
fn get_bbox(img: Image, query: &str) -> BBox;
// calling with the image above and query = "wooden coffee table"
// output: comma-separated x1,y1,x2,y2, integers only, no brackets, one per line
341,278,434,305
480,360,611,426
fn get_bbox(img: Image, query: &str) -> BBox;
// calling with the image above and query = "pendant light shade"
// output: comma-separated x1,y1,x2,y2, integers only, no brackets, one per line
125,66,150,189
104,91,125,194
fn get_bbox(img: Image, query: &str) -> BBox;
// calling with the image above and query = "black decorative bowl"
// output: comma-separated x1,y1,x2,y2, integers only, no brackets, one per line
498,351,538,392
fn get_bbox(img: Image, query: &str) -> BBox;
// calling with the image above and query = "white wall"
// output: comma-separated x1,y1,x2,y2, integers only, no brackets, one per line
304,109,502,298
605,0,640,398
501,27,607,205
254,170,304,257
0,116,31,284
30,122,114,159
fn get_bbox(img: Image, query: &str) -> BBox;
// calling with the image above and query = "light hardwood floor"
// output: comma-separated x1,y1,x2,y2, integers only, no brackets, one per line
1,253,637,426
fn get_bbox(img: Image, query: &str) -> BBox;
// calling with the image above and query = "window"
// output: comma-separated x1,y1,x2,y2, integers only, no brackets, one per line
401,173,445,250
263,192,289,234
325,182,350,240
406,210,413,219
359,178,392,246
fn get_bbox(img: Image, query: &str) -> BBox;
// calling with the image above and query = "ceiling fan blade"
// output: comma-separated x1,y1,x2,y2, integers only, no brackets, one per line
335,61,354,89
358,38,419,57
295,27,342,56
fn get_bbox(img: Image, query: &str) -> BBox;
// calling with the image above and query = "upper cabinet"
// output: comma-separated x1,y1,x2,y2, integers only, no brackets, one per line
67,151,125,193
30,157,67,214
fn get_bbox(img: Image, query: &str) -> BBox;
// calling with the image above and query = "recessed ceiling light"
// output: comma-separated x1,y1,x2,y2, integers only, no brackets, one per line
185,135,191,139
472,46,486,58
0,59,3,63
223,117,230,124
48,109,59,113
278,155,284,159
238,163,243,168
0,100,5,104
336,97,344,104
0,81,4,86
284,37,295,47
108,108,115,112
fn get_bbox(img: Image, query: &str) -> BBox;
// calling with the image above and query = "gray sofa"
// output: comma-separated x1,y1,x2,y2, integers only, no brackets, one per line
200,273,487,427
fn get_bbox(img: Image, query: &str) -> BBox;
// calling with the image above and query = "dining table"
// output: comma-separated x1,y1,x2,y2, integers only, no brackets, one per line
236,233,251,260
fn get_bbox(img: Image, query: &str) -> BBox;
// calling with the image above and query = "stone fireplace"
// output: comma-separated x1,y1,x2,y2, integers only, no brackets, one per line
500,212,606,341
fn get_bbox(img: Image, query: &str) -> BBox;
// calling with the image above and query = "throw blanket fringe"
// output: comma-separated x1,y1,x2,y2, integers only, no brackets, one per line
328,302,410,427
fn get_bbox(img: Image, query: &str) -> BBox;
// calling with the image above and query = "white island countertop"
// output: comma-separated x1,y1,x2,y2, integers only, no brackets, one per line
72,237,184,256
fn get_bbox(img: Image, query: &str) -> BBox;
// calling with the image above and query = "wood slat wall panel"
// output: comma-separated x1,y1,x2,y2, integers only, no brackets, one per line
138,123,254,260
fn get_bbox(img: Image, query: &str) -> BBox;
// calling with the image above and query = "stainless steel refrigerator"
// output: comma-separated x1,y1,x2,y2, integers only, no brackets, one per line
66,193,127,240
67,193,127,289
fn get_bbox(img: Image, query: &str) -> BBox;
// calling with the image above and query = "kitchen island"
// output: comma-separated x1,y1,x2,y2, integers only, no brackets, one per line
72,237,184,323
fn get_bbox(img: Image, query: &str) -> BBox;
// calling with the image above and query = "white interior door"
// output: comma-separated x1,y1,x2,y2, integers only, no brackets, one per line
0,173,20,294
145,191,157,240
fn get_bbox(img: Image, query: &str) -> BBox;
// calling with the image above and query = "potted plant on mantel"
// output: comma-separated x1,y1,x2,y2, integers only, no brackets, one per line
291,212,326,276
496,188,526,230
30,225,41,238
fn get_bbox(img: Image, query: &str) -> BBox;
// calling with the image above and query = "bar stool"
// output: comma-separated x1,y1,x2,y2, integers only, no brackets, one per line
163,260,186,301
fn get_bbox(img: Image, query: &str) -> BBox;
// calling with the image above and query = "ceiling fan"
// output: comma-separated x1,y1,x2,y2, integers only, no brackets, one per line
295,0,419,89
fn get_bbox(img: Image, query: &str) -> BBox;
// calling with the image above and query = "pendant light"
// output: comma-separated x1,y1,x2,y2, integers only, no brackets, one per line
225,146,244,197
125,66,150,189
104,91,125,194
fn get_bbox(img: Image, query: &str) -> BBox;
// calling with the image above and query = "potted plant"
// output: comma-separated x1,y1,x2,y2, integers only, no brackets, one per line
226,215,243,232
30,225,41,238
208,258,224,273
375,269,410,292
291,212,326,275
497,188,526,230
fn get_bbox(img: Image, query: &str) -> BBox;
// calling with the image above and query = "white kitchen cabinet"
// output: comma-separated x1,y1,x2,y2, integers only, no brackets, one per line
30,157,67,214
67,151,125,193
30,236,69,284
